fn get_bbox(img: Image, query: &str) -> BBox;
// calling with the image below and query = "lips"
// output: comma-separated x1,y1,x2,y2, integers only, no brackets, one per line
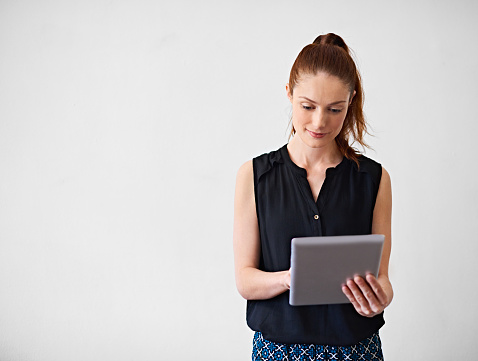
307,130,327,139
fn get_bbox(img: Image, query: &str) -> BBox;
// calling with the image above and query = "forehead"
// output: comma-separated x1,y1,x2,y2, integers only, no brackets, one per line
294,72,351,101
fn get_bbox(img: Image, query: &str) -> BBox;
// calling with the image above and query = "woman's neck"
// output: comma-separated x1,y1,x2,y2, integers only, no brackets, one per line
287,135,343,171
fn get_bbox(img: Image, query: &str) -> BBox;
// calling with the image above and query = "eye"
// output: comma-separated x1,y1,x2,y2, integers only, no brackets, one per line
329,108,343,113
302,105,314,110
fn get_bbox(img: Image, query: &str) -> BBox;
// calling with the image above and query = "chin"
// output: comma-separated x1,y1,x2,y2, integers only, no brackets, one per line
297,134,332,149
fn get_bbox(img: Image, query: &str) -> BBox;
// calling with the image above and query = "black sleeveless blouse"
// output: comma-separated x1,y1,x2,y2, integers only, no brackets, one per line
247,144,385,346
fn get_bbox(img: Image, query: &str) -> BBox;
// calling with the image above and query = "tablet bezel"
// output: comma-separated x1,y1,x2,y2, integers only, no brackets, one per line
289,234,384,306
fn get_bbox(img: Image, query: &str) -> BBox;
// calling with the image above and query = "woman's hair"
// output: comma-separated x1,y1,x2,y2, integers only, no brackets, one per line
288,33,368,165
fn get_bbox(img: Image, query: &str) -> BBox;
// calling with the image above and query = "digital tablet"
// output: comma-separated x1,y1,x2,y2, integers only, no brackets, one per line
289,234,384,306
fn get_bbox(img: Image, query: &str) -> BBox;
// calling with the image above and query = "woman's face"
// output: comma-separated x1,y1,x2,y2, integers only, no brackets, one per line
287,72,353,150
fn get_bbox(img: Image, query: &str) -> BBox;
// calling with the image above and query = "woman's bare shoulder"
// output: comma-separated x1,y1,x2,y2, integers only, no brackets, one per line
236,160,253,186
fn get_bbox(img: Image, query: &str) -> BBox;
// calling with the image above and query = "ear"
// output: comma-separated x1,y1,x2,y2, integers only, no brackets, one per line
286,83,293,103
349,90,356,105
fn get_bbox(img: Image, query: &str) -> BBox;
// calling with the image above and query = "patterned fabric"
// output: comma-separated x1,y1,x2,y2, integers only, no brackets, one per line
252,331,383,361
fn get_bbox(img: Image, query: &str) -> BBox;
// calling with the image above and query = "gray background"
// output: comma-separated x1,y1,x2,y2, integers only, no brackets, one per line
1,0,477,360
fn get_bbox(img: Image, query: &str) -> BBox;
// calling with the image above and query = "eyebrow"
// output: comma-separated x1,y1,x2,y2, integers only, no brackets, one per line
298,96,347,106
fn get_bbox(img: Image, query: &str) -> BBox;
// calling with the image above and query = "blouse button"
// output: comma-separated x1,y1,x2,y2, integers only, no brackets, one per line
314,215,319,220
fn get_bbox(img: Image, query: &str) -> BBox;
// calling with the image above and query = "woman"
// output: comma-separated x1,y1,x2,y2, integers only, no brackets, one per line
233,33,393,360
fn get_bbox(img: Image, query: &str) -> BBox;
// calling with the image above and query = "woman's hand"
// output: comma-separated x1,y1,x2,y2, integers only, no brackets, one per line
282,269,291,290
342,273,391,317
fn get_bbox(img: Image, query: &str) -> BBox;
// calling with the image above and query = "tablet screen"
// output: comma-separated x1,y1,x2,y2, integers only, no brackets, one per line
289,234,384,306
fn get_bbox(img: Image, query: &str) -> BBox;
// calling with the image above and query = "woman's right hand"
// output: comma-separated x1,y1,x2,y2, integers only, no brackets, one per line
282,269,291,290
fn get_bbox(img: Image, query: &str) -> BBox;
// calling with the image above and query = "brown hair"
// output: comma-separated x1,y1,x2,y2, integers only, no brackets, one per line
288,33,368,166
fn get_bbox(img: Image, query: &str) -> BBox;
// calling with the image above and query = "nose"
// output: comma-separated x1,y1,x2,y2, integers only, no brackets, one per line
312,107,326,129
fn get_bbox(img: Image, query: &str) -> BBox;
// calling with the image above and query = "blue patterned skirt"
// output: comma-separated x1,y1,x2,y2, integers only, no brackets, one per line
252,331,383,361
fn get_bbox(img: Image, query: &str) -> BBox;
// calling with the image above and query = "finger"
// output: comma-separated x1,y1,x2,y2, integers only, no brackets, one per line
342,284,365,316
346,278,372,316
354,275,382,313
365,274,388,306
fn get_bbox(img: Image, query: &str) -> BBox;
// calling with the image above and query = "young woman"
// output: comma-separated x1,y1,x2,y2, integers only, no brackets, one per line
233,33,393,361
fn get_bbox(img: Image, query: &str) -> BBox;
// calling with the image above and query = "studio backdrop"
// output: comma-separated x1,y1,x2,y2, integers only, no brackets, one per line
1,1,477,360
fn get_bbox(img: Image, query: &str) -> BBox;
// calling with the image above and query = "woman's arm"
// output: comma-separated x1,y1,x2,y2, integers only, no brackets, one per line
342,167,393,317
233,160,290,300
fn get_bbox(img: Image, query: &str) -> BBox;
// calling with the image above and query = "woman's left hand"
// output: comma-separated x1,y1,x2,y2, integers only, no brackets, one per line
342,274,390,317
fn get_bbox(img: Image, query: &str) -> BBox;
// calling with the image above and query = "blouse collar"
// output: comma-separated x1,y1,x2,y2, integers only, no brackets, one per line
279,144,347,178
